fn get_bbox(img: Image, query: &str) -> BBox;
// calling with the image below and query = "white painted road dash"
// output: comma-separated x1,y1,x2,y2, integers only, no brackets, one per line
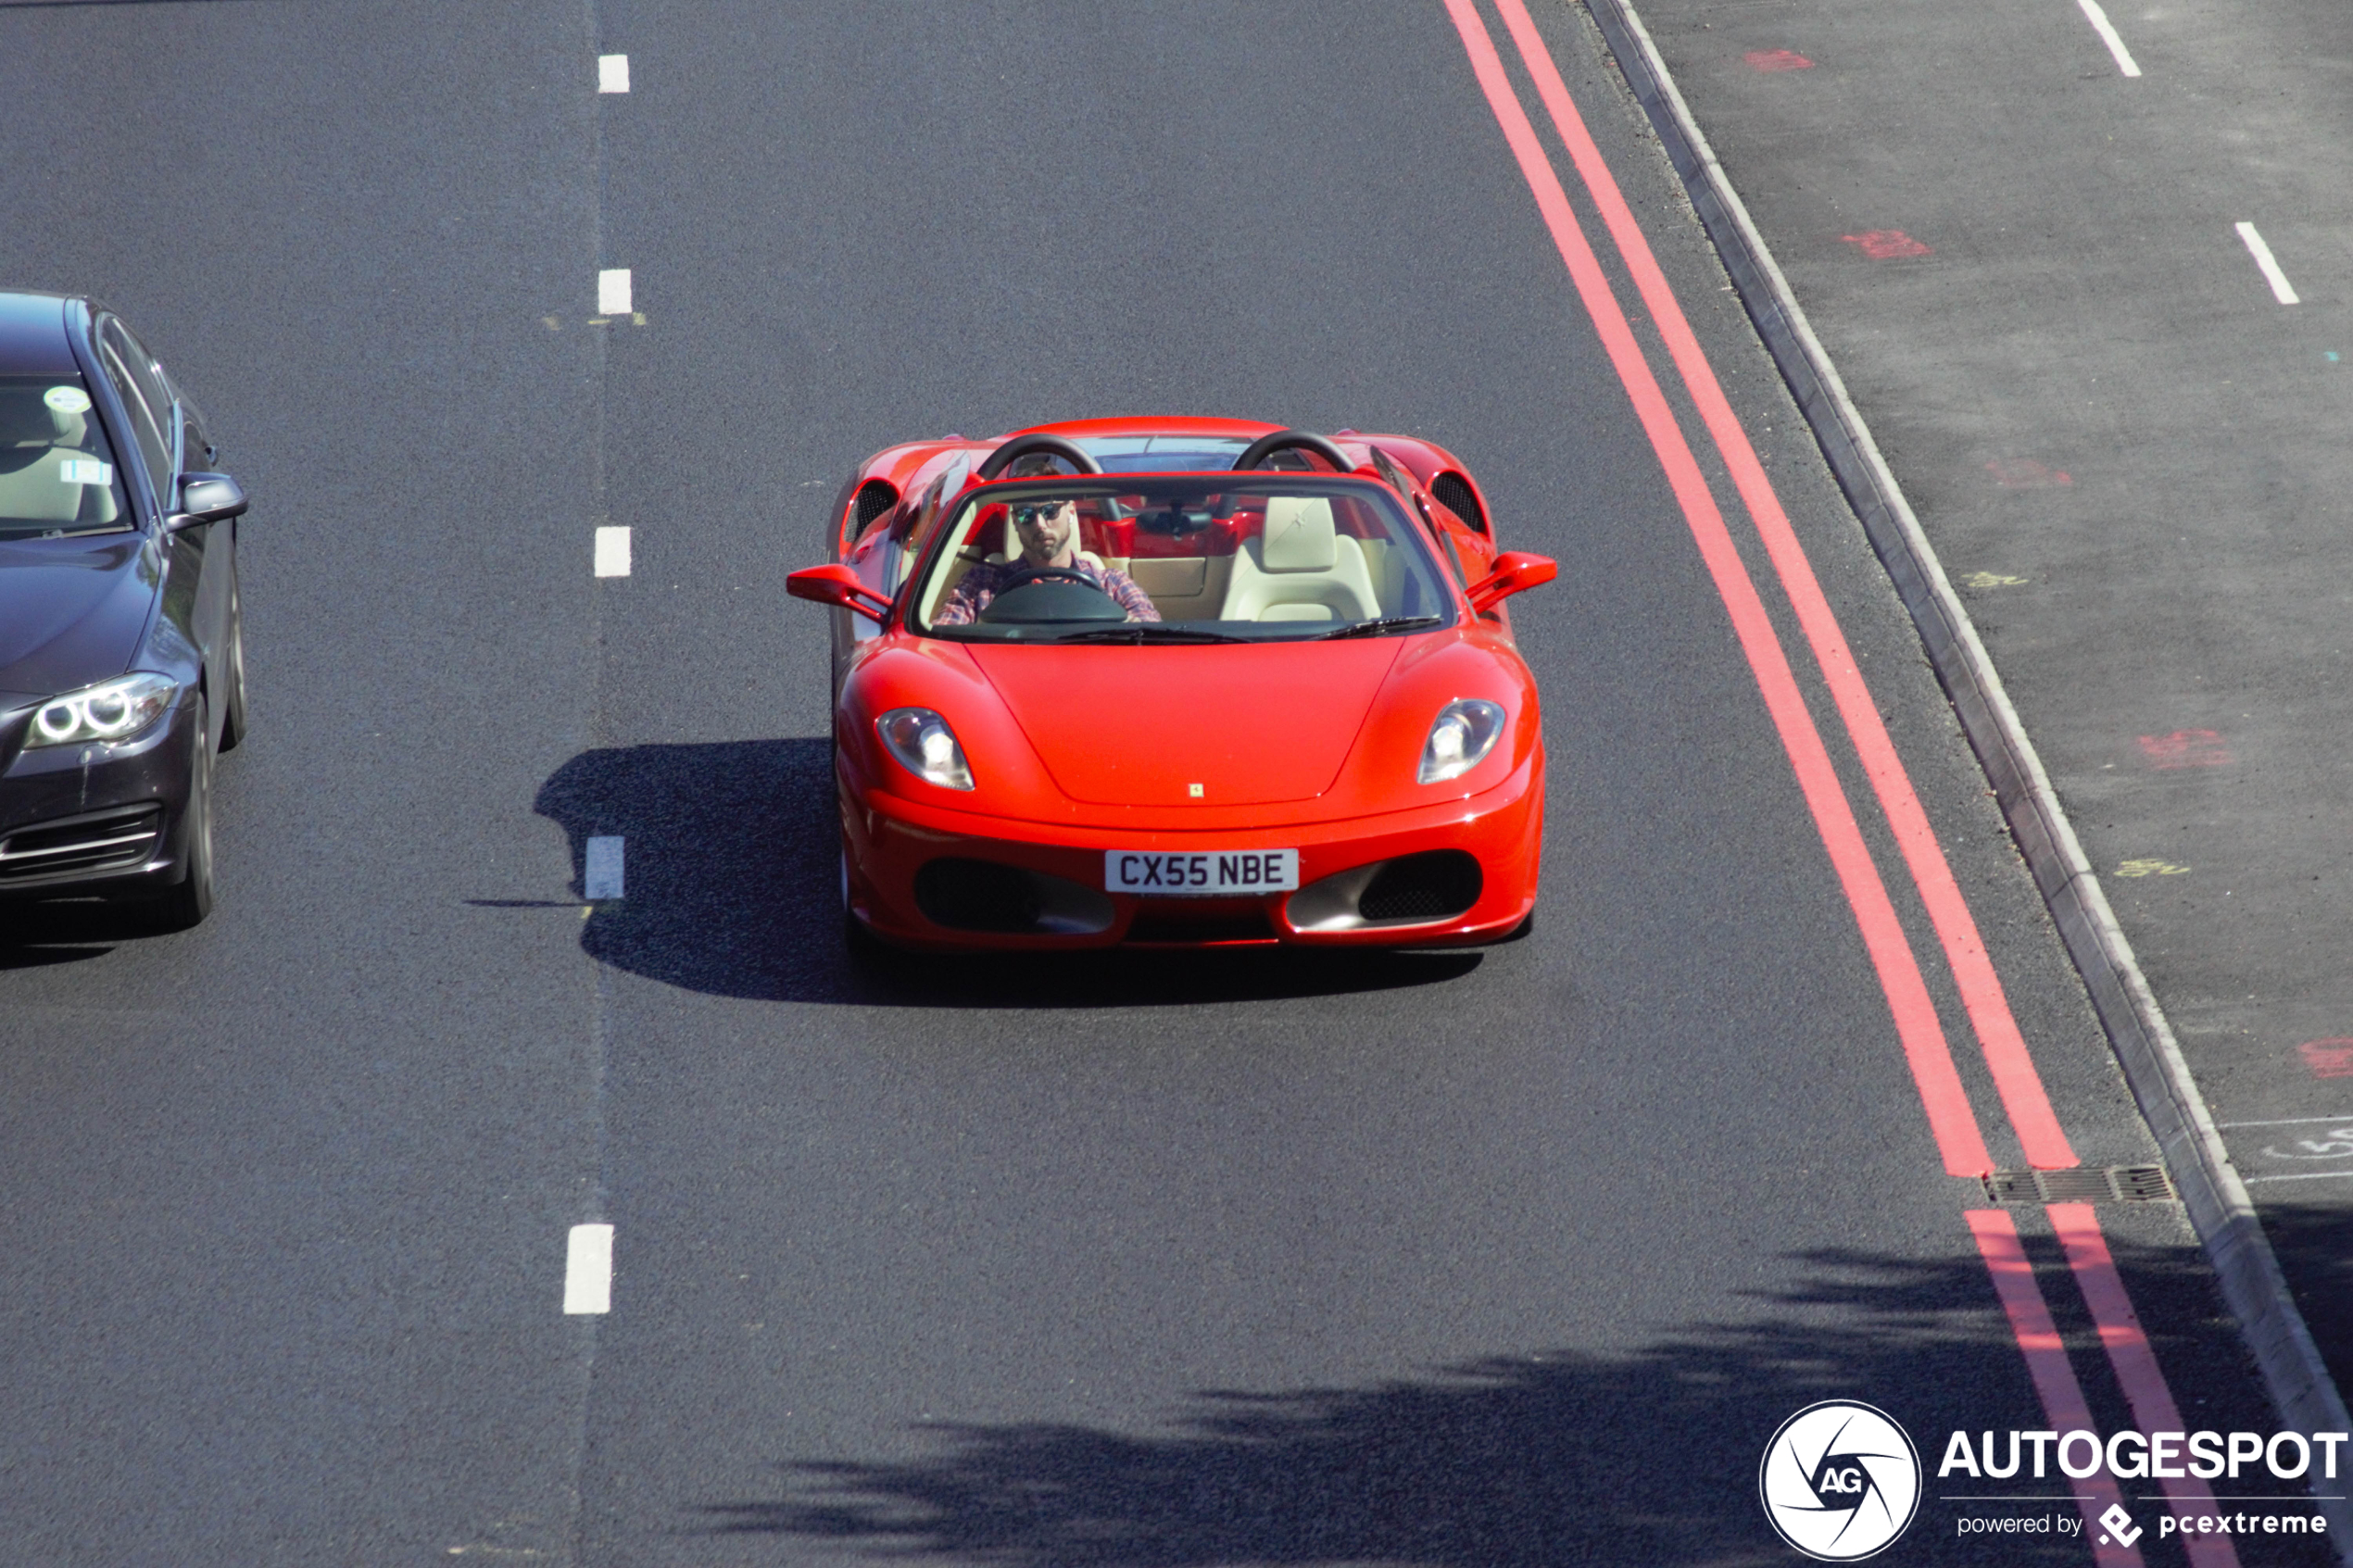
2234,222,2300,303
597,268,633,316
598,54,630,94
564,1223,613,1314
2072,0,2142,77
584,835,624,900
594,525,632,578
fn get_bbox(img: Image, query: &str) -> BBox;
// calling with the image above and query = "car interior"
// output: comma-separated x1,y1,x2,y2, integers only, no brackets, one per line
0,379,123,533
915,486,1441,629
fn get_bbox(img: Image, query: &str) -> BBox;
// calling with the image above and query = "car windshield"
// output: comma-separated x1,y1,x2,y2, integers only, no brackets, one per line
910,476,1458,643
0,374,131,538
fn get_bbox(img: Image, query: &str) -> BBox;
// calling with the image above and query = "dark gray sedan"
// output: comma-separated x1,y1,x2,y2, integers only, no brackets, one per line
0,291,246,928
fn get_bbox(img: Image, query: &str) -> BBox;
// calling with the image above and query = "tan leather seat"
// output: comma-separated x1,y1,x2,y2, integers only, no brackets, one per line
1219,496,1380,622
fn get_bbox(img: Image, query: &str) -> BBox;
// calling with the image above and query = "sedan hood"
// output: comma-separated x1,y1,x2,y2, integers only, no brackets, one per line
0,533,159,702
968,638,1406,807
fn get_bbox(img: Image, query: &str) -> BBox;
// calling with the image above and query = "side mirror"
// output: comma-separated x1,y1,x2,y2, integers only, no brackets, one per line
168,472,247,532
1466,550,1558,612
787,563,893,624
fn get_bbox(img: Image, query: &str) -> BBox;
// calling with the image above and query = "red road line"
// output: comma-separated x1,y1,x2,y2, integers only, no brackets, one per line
1968,1210,2147,1565
1488,0,2077,1172
1439,0,1992,1177
2049,1203,2244,1566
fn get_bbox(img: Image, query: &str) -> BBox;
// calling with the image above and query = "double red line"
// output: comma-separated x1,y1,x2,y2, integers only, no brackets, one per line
1440,3,2235,1560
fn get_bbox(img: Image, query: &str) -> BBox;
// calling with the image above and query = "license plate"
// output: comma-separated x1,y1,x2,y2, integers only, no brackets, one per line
1104,848,1299,897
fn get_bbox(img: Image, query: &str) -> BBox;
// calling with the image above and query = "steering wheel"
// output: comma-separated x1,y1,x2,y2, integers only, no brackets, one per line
1232,429,1355,472
976,433,1105,480
1002,564,1100,589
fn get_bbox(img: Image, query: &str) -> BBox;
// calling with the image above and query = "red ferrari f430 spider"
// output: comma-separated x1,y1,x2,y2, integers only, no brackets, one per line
787,418,1555,951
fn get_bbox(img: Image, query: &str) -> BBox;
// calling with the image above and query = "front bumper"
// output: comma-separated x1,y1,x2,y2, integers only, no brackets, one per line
0,696,197,902
842,751,1543,950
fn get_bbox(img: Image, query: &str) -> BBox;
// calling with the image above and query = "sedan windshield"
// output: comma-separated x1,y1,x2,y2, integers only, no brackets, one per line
911,476,1458,644
0,374,131,538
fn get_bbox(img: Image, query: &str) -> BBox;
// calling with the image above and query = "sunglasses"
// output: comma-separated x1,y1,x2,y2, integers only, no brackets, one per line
1011,502,1073,528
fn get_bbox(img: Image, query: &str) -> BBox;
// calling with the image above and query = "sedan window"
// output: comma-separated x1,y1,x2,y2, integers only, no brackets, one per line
0,374,132,537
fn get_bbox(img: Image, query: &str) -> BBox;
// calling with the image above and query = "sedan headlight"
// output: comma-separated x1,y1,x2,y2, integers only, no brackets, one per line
876,708,975,790
27,672,180,748
1417,698,1507,784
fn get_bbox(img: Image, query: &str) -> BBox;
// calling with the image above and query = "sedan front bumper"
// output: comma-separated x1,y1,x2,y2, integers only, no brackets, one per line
0,696,198,902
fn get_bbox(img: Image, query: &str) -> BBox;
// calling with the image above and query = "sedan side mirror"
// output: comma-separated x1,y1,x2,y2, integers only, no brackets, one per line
787,563,893,624
1466,550,1558,612
168,472,247,532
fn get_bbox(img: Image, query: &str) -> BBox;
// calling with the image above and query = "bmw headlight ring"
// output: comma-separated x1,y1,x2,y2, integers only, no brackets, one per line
1417,698,1506,784
876,708,975,791
27,672,180,748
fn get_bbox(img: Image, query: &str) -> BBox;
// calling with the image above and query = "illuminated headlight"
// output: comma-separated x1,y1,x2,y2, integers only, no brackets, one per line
876,708,975,790
27,672,180,748
1417,698,1507,784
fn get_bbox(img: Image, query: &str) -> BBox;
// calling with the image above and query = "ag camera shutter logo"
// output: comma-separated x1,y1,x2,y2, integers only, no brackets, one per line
1759,1400,1922,1560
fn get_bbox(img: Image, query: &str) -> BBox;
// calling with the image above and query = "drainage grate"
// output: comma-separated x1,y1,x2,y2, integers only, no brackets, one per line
1981,1165,2178,1205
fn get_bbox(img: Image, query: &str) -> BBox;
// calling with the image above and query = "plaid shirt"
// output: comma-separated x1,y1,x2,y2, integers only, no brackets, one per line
933,558,1161,625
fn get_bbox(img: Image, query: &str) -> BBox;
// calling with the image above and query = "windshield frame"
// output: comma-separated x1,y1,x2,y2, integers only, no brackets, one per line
903,472,1463,645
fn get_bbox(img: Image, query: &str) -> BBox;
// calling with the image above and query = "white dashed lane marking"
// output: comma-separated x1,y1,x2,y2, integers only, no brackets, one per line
2234,222,2299,304
598,54,630,94
584,835,624,899
564,1224,613,1314
597,269,633,316
594,525,631,578
2072,0,2143,77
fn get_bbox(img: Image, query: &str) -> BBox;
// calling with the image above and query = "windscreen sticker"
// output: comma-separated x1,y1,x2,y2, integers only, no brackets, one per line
59,459,112,486
44,385,93,414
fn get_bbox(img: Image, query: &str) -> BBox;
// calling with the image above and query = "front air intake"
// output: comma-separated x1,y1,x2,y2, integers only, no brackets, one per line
912,858,1114,935
1356,850,1483,922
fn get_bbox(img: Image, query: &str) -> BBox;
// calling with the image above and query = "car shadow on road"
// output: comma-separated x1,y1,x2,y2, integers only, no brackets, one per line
690,1239,2319,1567
0,900,139,967
535,740,1483,1008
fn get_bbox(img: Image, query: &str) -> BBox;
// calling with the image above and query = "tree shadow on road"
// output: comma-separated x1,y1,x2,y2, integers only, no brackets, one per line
533,740,1483,1008
689,1242,2329,1567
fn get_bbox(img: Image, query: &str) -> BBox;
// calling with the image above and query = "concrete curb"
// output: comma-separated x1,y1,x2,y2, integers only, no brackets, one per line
1575,0,2353,1545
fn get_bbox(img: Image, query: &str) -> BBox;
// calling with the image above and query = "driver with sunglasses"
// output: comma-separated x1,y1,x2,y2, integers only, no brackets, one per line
934,497,1160,625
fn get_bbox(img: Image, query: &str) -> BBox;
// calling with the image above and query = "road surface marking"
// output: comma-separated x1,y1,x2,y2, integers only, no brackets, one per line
1842,230,1933,258
2246,1171,2353,1184
1968,1210,2147,1564
594,525,631,578
2049,1204,2242,1567
2073,0,2143,77
585,835,624,899
1446,0,1993,1175
2234,224,2298,304
598,54,630,93
1486,0,2079,1169
2116,859,2188,877
598,268,633,315
1744,48,1812,71
564,1223,613,1313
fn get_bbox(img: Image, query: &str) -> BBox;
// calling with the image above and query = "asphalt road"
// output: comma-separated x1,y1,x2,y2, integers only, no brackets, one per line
0,2,2324,1564
1626,0,2353,1411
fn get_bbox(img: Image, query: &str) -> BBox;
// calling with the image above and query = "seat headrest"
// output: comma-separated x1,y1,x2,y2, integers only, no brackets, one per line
1262,496,1337,571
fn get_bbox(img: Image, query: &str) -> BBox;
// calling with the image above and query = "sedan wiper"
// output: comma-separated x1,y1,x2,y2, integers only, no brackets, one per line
1056,623,1250,644
1314,615,1443,640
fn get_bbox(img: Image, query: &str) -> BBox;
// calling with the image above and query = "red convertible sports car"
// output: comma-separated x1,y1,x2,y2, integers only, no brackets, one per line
787,417,1554,951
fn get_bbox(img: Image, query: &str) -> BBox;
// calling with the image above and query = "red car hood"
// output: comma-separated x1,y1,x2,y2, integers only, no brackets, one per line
968,639,1406,807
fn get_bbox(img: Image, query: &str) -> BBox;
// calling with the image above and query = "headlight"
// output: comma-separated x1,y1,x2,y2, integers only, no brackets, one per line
1417,698,1507,784
26,672,179,748
876,708,975,790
